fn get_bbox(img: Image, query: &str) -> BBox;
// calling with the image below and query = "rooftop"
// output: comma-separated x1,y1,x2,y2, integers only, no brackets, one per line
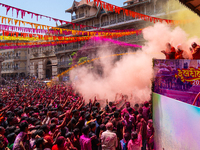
65,0,95,13
179,0,200,16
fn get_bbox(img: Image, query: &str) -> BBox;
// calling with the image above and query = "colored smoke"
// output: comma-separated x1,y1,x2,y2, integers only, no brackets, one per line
69,22,199,105
166,0,200,39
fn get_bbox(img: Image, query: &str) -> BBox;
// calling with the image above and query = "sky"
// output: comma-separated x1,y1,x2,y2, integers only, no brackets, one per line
0,0,125,27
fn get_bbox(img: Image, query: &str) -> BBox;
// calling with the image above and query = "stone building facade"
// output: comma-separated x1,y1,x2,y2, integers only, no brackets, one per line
1,0,182,79
29,46,57,79
55,0,182,75
0,47,29,79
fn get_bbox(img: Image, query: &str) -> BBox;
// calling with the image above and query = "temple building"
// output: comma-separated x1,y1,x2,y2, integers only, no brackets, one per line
55,0,182,76
4,0,183,79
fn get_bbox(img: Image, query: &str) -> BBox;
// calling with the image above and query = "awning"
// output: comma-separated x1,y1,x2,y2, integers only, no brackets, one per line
179,0,200,16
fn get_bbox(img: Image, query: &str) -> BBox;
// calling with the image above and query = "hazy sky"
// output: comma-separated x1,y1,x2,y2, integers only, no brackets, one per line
0,0,126,27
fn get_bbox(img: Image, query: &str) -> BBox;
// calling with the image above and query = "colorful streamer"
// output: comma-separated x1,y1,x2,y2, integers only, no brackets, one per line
94,0,188,25
0,24,137,35
0,2,137,32
0,28,141,43
0,1,187,33
0,16,142,37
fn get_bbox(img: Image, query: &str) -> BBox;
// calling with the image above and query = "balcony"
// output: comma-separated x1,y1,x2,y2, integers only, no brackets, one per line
32,50,39,57
42,48,52,55
110,19,116,25
57,61,71,68
72,15,78,20
118,17,125,23
101,21,109,27
79,13,84,18
54,33,139,54
1,67,26,71
94,24,100,28
55,43,81,53
72,13,85,20
86,26,93,30
4,56,27,60
125,16,135,21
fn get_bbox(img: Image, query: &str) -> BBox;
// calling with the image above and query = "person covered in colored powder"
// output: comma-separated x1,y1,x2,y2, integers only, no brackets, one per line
175,44,184,59
161,43,176,59
191,42,200,59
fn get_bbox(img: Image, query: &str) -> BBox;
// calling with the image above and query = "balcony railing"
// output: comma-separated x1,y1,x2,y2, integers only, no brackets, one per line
94,24,100,28
4,56,27,60
79,13,84,18
54,34,141,53
1,67,26,71
72,15,78,20
125,16,135,21
72,13,85,20
118,17,125,23
101,21,109,27
110,19,116,25
58,61,71,67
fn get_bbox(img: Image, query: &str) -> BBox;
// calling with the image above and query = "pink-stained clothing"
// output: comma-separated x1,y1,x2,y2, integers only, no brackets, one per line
101,130,118,150
13,131,30,150
142,106,150,121
121,107,135,116
79,135,92,150
127,134,142,150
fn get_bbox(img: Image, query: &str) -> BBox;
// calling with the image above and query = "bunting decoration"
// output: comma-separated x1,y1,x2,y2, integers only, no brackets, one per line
0,2,138,32
93,0,188,25
0,1,188,31
0,23,136,37
0,16,142,37
0,29,142,43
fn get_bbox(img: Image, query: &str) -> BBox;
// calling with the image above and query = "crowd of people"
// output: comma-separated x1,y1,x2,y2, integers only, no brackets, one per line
0,78,154,150
161,42,200,59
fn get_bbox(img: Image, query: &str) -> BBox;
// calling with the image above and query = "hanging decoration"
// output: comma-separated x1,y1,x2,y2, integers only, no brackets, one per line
0,16,142,37
0,27,141,42
0,27,142,42
92,0,188,25
0,28,141,49
0,24,137,36
0,2,138,32
0,1,189,34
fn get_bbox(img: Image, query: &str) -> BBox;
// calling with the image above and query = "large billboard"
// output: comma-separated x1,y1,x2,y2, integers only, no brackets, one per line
153,59,200,105
153,93,200,150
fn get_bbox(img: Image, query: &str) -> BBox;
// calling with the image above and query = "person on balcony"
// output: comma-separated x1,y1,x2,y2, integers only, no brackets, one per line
175,44,184,59
191,42,200,59
161,43,176,59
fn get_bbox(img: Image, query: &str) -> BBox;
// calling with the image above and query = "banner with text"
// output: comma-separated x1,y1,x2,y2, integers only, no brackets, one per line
153,59,200,105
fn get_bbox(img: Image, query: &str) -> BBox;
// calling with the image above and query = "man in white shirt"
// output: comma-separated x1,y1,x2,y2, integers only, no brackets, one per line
101,122,118,150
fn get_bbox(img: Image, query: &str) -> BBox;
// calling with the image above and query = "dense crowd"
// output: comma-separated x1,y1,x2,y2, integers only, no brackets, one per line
0,78,154,150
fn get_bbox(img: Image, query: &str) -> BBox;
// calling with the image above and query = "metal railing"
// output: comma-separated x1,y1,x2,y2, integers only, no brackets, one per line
72,13,85,20
125,16,135,21
1,67,26,71
54,34,141,53
101,21,109,27
110,19,116,25
72,15,78,20
79,13,84,18
118,17,125,23
94,24,100,27
58,61,71,67
4,56,27,60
